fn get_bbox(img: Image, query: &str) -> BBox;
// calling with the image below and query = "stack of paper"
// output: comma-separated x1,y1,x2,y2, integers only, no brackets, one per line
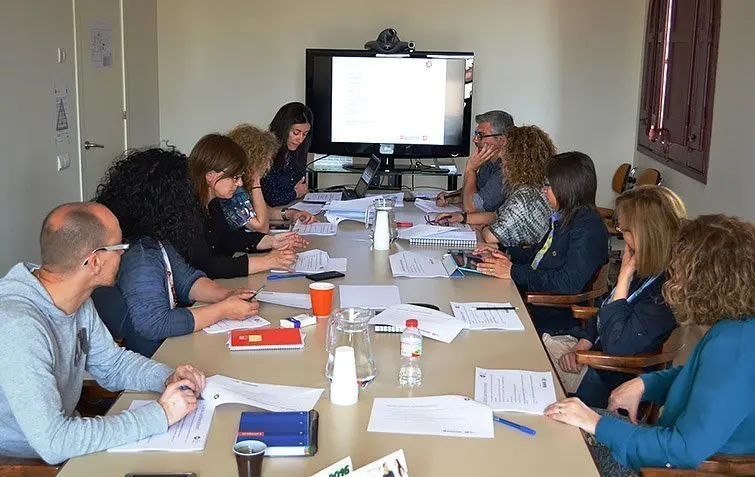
366,191,405,207
397,224,454,240
256,291,312,309
303,192,342,202
292,222,338,236
339,285,401,310
289,202,324,215
367,395,494,438
474,368,558,414
323,197,375,224
370,304,465,343
272,249,346,274
201,375,324,412
450,302,525,331
414,198,462,214
203,316,270,334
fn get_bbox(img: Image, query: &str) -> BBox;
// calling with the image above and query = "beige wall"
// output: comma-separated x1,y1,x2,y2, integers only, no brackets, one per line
0,0,83,272
634,0,755,220
157,0,646,204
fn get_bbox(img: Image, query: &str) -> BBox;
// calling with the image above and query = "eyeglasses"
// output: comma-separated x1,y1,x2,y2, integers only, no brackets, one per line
82,242,130,266
473,130,505,140
542,182,551,189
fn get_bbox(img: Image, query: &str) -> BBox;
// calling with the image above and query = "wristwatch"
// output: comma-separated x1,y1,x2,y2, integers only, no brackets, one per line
281,208,288,221
460,212,468,224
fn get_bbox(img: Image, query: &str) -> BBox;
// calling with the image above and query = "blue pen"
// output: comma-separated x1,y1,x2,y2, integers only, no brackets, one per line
267,273,307,280
493,415,536,436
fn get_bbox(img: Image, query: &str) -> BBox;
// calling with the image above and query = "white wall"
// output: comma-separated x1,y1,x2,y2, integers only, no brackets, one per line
157,0,646,205
124,0,160,148
0,0,82,272
634,0,755,220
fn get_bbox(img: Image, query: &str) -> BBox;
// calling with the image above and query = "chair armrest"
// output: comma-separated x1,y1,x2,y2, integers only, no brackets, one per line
0,456,60,477
571,306,599,321
639,469,706,476
576,349,681,374
526,286,607,308
596,207,614,219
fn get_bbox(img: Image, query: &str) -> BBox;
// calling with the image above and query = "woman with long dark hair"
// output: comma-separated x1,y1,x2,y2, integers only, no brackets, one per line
261,102,314,206
475,151,609,334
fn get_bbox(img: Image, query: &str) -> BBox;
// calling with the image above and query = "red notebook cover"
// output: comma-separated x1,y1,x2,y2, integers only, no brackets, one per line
228,327,305,351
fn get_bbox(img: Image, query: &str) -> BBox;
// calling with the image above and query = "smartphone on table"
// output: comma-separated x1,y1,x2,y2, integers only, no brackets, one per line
447,249,486,275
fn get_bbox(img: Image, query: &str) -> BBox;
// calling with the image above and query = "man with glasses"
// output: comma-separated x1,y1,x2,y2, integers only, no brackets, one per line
436,110,513,212
0,202,205,464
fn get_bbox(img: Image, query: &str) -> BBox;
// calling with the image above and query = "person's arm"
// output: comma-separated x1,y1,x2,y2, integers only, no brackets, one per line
462,166,481,212
595,333,752,470
248,174,270,233
486,189,536,247
118,244,196,341
638,366,683,404
505,244,538,264
565,316,599,343
510,220,607,294
208,200,265,255
0,303,171,464
473,164,507,212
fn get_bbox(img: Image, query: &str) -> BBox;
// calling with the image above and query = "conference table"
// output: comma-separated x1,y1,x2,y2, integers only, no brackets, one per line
58,202,599,477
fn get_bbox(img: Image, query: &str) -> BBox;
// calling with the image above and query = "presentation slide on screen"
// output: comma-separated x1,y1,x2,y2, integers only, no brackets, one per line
331,57,463,145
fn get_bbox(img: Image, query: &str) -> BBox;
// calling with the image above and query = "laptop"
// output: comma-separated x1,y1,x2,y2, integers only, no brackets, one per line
333,153,381,201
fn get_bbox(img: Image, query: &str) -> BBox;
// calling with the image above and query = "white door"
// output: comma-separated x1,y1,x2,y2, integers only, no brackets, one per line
75,0,125,200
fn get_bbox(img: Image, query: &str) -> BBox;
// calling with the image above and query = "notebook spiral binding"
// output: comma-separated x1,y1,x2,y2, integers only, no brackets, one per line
408,236,477,248
373,324,403,333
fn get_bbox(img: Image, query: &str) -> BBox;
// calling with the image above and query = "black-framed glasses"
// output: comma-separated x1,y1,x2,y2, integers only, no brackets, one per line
82,242,130,266
473,130,504,140
542,182,551,189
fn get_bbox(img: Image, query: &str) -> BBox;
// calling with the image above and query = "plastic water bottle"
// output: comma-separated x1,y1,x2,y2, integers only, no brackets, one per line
398,319,423,387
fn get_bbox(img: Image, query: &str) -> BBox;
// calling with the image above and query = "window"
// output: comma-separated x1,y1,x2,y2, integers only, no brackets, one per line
637,0,720,183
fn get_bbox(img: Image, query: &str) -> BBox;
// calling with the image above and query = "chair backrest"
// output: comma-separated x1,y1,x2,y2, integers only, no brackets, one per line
611,163,636,194
641,454,755,476
0,456,59,477
636,168,662,186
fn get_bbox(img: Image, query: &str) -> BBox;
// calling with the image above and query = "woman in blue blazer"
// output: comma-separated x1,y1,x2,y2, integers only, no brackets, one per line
477,151,609,335
547,186,685,408
545,214,755,475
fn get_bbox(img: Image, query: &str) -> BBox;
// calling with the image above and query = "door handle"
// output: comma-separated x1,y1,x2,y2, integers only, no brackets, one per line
84,141,104,150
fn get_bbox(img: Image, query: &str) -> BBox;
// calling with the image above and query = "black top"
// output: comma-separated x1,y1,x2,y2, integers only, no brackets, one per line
188,199,266,279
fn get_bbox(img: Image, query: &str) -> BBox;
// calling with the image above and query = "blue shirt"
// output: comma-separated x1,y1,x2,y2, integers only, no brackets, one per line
596,318,755,470
92,237,205,357
261,157,306,207
471,160,507,212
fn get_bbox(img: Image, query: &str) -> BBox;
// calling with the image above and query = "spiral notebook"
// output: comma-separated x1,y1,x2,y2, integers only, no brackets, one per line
228,328,305,351
408,230,478,248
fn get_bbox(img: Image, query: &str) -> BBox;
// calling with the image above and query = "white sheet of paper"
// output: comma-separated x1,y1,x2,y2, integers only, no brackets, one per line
272,249,347,274
109,400,213,452
368,395,494,438
256,291,312,309
389,251,450,278
371,304,465,343
202,316,270,334
289,202,324,215
367,191,405,207
304,192,343,202
474,368,558,414
410,188,444,200
339,285,401,310
397,224,454,240
325,197,376,212
201,375,324,412
310,457,354,477
293,222,338,236
450,302,525,331
352,449,410,477
414,198,462,214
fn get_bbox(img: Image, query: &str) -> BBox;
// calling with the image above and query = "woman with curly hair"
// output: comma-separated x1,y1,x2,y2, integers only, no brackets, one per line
544,186,685,407
260,102,314,206
435,125,555,247
544,214,755,475
220,124,317,233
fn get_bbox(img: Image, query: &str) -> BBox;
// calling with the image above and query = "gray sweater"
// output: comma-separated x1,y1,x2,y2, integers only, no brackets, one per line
0,263,174,464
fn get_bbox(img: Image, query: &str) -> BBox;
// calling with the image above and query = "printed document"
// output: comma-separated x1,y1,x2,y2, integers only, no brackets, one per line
389,251,452,278
366,191,405,207
414,198,462,214
292,221,338,236
304,192,342,202
450,302,525,331
289,202,324,215
339,285,401,310
397,224,454,240
474,368,558,414
201,374,324,412
371,304,465,343
109,399,213,452
203,316,270,334
352,449,410,477
272,249,346,273
368,395,494,438
256,291,312,309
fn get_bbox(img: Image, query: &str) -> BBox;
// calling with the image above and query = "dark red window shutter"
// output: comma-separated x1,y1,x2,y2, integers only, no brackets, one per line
637,0,665,154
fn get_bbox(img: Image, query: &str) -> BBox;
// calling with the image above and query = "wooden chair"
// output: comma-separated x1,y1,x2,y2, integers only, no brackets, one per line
641,454,755,476
571,306,687,423
636,167,663,187
597,163,636,237
0,457,59,477
525,263,609,310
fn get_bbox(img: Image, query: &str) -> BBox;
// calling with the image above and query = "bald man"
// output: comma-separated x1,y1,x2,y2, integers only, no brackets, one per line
0,202,205,464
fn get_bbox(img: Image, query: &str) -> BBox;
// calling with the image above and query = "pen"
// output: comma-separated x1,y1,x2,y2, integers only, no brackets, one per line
475,306,518,311
493,415,536,435
246,284,266,301
267,273,307,280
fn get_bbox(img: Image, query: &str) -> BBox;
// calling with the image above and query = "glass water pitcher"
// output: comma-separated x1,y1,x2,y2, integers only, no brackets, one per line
325,307,377,386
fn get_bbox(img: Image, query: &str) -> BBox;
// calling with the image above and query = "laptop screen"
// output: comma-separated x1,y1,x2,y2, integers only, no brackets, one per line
353,154,382,197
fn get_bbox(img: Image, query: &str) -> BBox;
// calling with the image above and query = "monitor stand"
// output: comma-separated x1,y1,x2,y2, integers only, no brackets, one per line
343,155,443,189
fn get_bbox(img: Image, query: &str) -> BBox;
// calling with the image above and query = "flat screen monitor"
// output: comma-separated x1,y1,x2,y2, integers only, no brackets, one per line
305,49,474,160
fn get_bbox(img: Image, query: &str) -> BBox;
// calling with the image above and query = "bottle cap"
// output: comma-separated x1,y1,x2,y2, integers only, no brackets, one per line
405,318,418,328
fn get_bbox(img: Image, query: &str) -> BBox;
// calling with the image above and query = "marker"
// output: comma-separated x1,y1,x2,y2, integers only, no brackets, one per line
396,221,413,228
475,306,518,311
246,284,266,301
267,273,307,280
493,415,536,435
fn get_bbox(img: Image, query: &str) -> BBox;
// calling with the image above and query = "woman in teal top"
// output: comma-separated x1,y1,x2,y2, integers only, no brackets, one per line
544,214,755,474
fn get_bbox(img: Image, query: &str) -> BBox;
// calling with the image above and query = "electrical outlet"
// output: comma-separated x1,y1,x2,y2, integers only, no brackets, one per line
57,153,70,171
57,47,67,64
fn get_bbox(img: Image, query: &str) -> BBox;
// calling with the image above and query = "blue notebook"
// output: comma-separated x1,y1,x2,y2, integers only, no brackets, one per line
236,410,319,457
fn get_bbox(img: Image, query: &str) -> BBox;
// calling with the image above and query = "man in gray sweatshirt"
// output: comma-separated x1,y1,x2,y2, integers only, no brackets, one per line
0,202,206,464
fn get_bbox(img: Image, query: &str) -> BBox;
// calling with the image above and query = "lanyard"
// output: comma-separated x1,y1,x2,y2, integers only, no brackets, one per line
530,215,558,270
158,242,178,310
596,275,661,339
